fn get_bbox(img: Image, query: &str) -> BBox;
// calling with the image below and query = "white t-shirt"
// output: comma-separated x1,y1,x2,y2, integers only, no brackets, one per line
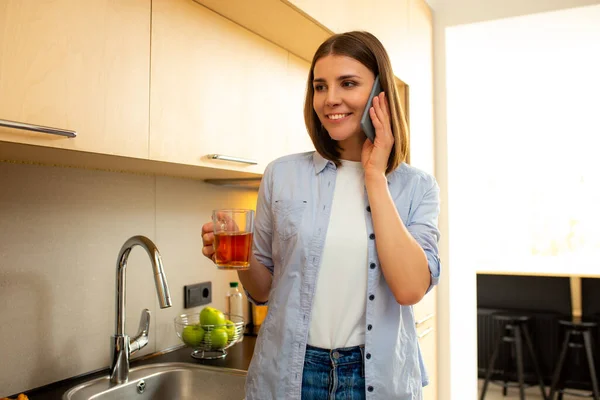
308,159,368,349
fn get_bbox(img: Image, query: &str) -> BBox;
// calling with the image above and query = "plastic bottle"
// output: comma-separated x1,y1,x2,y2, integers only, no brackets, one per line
226,282,244,319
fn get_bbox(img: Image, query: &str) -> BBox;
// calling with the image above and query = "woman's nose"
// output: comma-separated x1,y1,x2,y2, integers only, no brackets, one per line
325,88,341,107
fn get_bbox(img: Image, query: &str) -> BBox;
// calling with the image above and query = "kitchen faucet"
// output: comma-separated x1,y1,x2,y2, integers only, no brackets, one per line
109,235,172,384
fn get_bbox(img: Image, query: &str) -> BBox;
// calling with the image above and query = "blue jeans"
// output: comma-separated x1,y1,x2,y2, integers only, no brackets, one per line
301,344,366,400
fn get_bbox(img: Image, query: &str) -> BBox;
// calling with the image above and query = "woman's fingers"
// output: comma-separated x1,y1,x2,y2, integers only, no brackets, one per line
370,106,383,130
202,244,214,258
202,232,214,246
372,94,394,144
374,94,390,128
201,222,214,236
201,222,215,261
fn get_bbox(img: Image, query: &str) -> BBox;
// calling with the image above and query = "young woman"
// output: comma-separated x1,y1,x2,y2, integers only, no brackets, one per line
202,31,441,400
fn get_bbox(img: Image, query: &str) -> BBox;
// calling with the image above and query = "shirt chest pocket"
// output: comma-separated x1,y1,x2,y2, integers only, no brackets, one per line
273,200,307,241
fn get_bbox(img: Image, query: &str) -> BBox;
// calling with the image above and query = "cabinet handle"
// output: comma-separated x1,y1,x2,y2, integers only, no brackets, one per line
207,154,258,165
418,327,433,339
415,313,435,327
0,118,76,138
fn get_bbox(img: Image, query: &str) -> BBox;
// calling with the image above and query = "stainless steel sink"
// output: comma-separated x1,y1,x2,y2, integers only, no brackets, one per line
63,362,247,400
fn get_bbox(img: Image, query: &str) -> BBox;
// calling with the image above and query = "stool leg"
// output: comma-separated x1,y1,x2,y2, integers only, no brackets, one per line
583,330,600,400
522,325,549,400
549,331,571,400
514,325,526,400
480,327,505,400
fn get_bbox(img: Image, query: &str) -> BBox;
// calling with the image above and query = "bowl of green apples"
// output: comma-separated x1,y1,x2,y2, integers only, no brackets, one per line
174,307,244,359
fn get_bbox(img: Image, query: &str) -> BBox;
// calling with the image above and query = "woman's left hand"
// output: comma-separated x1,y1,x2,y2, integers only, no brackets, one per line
361,92,395,177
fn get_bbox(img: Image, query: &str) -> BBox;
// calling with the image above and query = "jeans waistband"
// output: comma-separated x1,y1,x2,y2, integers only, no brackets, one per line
305,344,365,366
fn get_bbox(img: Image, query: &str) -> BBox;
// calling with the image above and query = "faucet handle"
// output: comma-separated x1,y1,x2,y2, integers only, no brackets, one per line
129,308,151,356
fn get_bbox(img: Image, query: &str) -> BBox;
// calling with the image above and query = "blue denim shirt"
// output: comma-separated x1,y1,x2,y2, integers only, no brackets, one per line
245,152,441,400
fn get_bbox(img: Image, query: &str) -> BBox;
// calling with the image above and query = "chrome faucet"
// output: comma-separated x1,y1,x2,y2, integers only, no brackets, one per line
109,235,172,384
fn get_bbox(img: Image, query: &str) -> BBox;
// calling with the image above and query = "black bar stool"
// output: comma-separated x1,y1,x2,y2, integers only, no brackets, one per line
548,319,600,400
480,313,548,400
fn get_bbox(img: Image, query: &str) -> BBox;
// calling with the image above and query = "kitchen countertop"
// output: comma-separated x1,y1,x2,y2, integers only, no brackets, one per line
16,337,256,400
476,265,600,278
477,271,600,318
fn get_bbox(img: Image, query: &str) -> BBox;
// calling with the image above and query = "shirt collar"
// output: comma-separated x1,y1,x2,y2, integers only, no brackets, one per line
312,152,334,174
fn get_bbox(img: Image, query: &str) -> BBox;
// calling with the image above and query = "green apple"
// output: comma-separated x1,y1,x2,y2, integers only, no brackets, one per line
200,306,226,327
181,325,205,347
209,328,229,349
224,319,236,340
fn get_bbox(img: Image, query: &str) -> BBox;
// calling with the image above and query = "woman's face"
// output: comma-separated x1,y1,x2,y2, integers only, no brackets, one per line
312,54,375,144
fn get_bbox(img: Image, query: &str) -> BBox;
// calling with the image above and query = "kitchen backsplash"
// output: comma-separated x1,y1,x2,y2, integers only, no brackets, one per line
0,160,258,396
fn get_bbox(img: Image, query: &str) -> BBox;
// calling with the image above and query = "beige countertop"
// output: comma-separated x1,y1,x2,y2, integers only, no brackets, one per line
476,266,600,278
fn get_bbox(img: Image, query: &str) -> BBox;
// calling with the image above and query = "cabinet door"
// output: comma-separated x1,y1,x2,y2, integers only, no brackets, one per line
336,0,410,80
286,53,314,155
0,0,150,158
150,0,288,174
419,319,438,400
415,287,437,400
288,0,410,80
286,0,340,32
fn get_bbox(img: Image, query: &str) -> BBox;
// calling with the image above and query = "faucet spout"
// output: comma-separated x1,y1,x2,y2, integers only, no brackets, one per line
110,235,172,384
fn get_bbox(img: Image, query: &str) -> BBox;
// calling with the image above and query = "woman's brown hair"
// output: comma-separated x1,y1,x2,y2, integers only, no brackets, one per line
303,31,409,174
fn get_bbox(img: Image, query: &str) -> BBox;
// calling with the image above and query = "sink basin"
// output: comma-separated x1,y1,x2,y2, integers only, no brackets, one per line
62,362,247,400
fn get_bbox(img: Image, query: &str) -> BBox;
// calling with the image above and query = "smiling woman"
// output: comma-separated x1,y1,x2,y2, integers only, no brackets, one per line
201,30,442,400
304,32,409,174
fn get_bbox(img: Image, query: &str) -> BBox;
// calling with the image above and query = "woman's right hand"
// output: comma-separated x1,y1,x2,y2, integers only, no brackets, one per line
201,221,215,262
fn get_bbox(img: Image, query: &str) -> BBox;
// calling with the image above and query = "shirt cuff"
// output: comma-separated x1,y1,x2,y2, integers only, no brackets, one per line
425,252,441,294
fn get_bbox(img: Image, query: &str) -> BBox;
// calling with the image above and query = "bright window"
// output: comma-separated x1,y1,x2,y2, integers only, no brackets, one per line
446,5,600,273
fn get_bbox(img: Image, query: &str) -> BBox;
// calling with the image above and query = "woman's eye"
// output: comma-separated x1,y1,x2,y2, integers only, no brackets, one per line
342,81,357,88
314,84,326,92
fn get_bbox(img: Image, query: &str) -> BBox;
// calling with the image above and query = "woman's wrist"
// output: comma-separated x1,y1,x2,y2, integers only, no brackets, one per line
364,170,387,187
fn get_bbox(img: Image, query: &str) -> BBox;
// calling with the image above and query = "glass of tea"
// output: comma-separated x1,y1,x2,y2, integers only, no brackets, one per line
212,209,254,270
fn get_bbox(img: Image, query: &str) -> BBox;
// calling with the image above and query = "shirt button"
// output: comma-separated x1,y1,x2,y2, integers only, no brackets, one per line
366,206,371,212
368,324,372,331
368,386,374,392
369,295,375,301
366,353,372,359
369,233,375,240
370,262,376,269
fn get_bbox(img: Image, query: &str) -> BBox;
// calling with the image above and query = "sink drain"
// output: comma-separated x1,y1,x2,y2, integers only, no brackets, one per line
137,380,146,394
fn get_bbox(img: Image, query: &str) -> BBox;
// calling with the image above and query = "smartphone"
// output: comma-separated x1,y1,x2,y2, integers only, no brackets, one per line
360,75,383,142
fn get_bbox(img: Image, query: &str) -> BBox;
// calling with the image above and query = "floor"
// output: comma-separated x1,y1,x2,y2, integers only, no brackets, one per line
477,380,588,399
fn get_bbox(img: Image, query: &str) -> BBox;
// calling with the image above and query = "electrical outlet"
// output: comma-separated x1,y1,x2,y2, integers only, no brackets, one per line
184,281,212,308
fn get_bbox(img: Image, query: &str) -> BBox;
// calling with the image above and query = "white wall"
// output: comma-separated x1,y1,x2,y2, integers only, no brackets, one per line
0,161,258,396
429,1,600,399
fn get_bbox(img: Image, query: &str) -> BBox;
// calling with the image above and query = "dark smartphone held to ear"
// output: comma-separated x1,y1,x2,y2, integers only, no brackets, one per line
360,75,383,143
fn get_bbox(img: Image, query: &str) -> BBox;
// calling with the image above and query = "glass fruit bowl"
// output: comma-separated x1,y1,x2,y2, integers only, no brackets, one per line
174,312,244,359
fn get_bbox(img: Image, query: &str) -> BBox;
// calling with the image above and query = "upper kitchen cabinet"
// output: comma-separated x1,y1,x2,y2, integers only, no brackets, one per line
286,53,314,154
150,0,289,174
0,0,151,159
287,0,410,79
286,0,340,32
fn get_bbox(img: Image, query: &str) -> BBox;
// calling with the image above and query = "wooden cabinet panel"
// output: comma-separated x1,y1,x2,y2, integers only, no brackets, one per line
414,286,437,323
416,286,437,400
0,0,151,158
287,0,410,81
419,319,438,400
150,0,288,174
286,0,340,32
286,53,314,155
